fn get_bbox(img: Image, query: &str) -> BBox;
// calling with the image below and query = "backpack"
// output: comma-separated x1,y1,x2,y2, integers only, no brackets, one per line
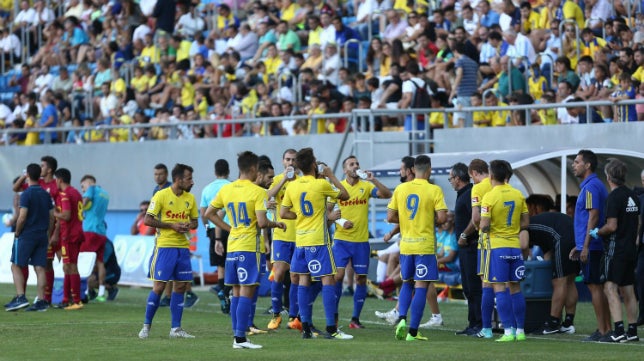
410,79,431,109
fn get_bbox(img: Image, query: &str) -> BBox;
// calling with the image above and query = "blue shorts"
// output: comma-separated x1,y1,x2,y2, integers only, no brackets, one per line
484,248,525,283
291,245,336,277
582,250,604,285
400,254,438,282
225,251,260,286
271,240,296,264
11,235,48,267
148,247,193,282
332,239,370,275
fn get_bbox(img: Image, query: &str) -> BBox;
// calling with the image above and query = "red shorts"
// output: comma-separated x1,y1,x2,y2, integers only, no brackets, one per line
80,232,107,262
61,241,80,264
47,241,61,260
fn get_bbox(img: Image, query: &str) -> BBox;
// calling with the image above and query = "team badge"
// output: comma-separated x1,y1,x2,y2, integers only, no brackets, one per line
308,260,322,273
415,264,428,278
237,267,248,282
515,265,525,279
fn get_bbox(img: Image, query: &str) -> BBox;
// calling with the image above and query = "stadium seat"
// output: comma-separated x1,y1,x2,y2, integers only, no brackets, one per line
342,17,356,26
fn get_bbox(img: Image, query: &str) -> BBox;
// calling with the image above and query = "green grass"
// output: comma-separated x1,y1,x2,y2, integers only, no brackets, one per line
0,284,642,361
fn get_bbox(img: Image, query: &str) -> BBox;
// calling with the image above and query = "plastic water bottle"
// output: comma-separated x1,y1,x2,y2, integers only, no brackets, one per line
286,166,295,179
266,197,276,221
355,169,368,179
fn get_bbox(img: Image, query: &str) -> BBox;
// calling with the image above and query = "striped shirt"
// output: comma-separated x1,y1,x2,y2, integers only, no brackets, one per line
455,55,479,97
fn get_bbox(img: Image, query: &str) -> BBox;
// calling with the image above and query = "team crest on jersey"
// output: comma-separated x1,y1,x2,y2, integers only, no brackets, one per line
360,188,364,194
169,201,174,205
308,260,321,273
515,265,525,279
239,254,246,262
185,201,190,208
237,267,248,282
148,201,155,211
415,264,428,278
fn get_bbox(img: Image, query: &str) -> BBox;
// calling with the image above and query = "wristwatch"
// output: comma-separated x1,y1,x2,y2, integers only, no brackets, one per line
460,233,468,240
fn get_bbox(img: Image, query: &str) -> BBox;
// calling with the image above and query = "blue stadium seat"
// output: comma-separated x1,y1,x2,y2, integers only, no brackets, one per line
144,109,155,117
67,64,78,74
342,17,356,26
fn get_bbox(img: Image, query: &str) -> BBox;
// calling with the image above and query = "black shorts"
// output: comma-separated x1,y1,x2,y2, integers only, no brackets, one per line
551,242,580,279
601,251,636,286
208,228,229,267
581,250,604,284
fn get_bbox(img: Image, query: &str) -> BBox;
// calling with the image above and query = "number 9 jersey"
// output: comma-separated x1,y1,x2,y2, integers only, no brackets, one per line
480,184,528,249
387,179,448,255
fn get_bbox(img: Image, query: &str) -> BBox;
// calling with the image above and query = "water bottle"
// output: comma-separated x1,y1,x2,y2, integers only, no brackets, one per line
355,169,368,180
286,166,295,179
317,163,325,174
266,197,276,221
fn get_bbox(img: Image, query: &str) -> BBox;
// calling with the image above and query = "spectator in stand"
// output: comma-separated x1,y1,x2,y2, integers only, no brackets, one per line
450,42,479,128
153,0,176,35
228,23,258,61
39,94,58,143
556,80,577,124
610,73,638,122
276,20,301,52
382,9,407,42
503,28,536,67
175,4,205,39
555,56,581,92
478,0,500,28
352,0,378,41
0,28,21,64
619,47,638,76
580,28,608,63
576,56,597,100
484,91,509,127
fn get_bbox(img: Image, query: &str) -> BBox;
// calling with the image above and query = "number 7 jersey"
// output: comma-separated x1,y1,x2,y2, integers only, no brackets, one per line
480,184,528,249
210,179,267,253
387,179,448,255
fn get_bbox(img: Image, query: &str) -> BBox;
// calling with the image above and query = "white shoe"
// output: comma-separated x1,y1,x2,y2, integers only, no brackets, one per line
385,309,400,325
233,339,263,349
559,325,575,334
138,324,150,339
374,308,394,319
419,314,443,328
169,327,195,338
327,329,354,340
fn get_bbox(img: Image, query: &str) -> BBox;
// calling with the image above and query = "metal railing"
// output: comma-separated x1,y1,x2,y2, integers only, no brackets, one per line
539,52,555,89
343,39,363,71
4,99,643,145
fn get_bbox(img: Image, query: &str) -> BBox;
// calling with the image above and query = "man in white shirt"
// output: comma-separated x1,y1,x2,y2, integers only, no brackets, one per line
0,29,21,62
352,0,378,40
383,9,407,42
175,5,205,39
133,23,153,44
227,23,259,60
461,5,479,36
65,0,84,19
99,83,119,122
33,1,55,27
13,1,37,30
140,0,158,16
33,65,54,98
320,44,341,86
319,11,336,50
556,81,577,124
504,29,536,67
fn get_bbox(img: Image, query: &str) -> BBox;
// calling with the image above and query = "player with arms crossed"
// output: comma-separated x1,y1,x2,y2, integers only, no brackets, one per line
138,164,199,339
388,155,448,341
479,160,529,342
206,151,286,349
280,147,351,340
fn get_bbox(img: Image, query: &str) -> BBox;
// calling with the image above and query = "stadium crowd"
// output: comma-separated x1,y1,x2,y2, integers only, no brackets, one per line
0,0,642,145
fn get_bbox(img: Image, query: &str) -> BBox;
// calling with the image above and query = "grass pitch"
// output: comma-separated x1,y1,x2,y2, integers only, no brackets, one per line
0,284,642,361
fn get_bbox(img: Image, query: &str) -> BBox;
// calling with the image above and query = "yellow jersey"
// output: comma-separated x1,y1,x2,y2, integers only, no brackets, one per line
538,108,557,125
264,56,282,77
633,66,644,83
473,110,489,127
147,187,199,248
528,76,547,101
387,179,448,255
563,0,585,30
181,81,195,108
488,102,509,127
334,179,377,243
140,45,159,65
282,175,341,247
177,40,192,63
522,11,541,34
270,173,298,242
581,37,607,60
480,184,528,249
472,177,492,209
131,74,149,93
210,179,267,253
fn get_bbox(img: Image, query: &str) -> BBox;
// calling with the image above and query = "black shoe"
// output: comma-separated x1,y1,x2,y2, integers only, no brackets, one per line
542,322,561,335
159,296,170,307
456,327,477,336
598,331,626,343
582,329,603,342
25,300,49,312
302,330,313,339
88,288,98,301
637,318,644,327
52,302,70,309
626,334,639,342
107,287,119,301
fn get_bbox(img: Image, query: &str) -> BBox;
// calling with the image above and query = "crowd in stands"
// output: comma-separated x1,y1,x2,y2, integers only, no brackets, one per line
0,0,643,145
